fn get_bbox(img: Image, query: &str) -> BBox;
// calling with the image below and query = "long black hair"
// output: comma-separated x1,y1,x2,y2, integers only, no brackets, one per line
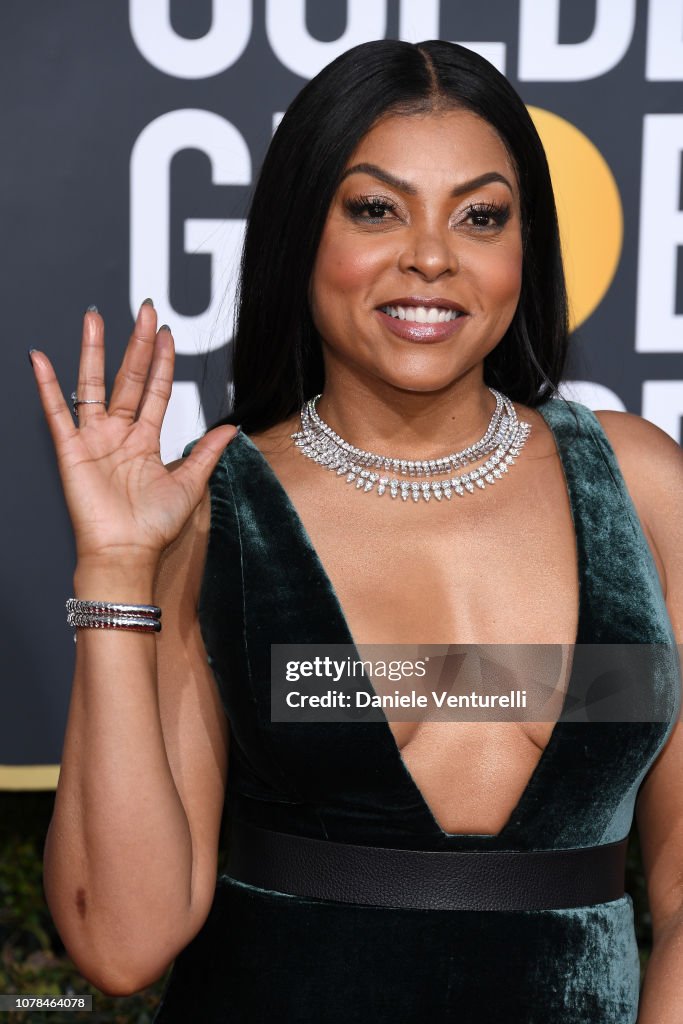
222,39,570,433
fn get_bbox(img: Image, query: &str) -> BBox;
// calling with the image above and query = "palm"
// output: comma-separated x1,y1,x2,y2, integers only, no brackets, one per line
58,418,193,558
31,303,237,566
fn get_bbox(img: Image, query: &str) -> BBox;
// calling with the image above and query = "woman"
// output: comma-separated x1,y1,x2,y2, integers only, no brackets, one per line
32,39,682,1023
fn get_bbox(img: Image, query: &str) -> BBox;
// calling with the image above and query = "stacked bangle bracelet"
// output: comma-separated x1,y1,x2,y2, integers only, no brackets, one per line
66,598,162,633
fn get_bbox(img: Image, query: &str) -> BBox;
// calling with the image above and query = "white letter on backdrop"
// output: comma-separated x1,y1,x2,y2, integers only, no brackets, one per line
129,0,251,79
646,0,683,80
518,0,636,81
159,383,207,465
398,0,439,38
266,0,387,79
130,109,249,355
398,0,505,71
636,116,683,354
557,381,625,411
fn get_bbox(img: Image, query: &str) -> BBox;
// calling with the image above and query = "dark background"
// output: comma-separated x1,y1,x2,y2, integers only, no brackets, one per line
2,1,681,1015
2,0,681,773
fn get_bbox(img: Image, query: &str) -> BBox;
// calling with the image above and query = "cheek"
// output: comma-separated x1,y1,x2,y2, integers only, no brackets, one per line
473,244,523,310
312,232,388,303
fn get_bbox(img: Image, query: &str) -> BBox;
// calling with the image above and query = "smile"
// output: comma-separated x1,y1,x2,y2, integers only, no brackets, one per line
379,305,463,323
374,306,468,344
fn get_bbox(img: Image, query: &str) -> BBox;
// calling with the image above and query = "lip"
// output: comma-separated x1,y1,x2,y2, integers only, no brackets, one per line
375,309,468,342
377,296,467,313
374,297,469,343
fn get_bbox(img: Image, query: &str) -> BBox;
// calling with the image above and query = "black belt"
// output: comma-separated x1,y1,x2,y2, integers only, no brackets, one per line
226,819,628,911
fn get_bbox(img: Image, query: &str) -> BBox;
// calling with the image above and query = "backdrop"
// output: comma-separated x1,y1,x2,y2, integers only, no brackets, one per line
3,0,682,787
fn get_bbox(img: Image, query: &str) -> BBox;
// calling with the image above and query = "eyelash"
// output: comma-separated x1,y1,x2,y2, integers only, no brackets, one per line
344,196,398,222
344,195,511,229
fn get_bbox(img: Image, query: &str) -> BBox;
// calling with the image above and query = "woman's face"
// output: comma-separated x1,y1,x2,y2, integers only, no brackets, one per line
308,108,524,394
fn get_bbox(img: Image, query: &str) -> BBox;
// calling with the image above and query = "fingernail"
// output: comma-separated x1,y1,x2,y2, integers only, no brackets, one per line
158,324,171,332
142,298,154,308
85,304,98,313
28,348,35,366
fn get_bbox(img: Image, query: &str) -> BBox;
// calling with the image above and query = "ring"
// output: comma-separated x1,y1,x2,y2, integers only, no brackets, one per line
71,391,108,416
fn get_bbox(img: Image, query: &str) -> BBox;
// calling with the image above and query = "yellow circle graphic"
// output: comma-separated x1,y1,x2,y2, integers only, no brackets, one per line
527,106,623,332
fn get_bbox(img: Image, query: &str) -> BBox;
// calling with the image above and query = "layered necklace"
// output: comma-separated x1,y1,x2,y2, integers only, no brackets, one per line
291,387,532,503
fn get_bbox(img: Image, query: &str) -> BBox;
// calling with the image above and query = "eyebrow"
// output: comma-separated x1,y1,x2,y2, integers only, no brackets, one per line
338,162,514,197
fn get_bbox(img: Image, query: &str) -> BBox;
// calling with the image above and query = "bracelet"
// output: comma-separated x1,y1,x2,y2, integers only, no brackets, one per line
66,598,162,633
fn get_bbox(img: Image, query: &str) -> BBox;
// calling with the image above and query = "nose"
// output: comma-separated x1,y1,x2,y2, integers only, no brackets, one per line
398,222,458,281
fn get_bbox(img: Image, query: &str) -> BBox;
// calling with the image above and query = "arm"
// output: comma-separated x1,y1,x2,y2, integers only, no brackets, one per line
33,303,237,995
593,410,683,1022
43,496,228,996
636,723,683,1024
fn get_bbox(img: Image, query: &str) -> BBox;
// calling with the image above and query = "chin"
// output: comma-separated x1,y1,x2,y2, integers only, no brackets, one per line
373,370,469,396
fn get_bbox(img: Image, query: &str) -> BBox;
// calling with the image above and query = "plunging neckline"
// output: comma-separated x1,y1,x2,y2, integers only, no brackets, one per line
232,408,584,840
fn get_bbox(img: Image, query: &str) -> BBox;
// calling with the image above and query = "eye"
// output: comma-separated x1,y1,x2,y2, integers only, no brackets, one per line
462,201,511,230
344,195,399,222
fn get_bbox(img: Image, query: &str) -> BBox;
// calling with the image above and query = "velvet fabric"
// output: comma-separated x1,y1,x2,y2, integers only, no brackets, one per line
152,398,680,1023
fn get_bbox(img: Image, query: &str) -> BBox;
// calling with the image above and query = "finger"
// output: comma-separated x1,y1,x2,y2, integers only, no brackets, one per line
73,307,107,426
136,326,175,431
108,300,158,420
170,425,240,509
29,349,79,449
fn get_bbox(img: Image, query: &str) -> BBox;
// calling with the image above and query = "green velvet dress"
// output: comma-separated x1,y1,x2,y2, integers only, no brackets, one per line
152,397,680,1023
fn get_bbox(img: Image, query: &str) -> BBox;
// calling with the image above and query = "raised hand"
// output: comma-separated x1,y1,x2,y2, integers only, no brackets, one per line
29,301,238,572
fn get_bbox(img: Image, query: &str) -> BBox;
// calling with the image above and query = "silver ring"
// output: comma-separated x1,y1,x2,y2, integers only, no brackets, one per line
71,391,108,416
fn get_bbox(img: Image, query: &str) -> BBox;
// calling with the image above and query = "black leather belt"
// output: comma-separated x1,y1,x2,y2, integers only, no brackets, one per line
226,819,628,911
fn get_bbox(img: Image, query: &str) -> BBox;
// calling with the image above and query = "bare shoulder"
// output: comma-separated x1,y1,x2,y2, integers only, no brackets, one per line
590,409,682,515
592,409,682,604
591,408,681,463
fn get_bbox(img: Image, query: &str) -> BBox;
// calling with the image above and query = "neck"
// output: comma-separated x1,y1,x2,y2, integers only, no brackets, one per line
314,377,499,458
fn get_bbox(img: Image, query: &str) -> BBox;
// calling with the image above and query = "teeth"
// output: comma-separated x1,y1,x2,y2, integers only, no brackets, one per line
381,305,462,323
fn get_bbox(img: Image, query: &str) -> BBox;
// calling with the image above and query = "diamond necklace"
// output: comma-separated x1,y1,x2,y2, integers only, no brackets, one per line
291,386,532,503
